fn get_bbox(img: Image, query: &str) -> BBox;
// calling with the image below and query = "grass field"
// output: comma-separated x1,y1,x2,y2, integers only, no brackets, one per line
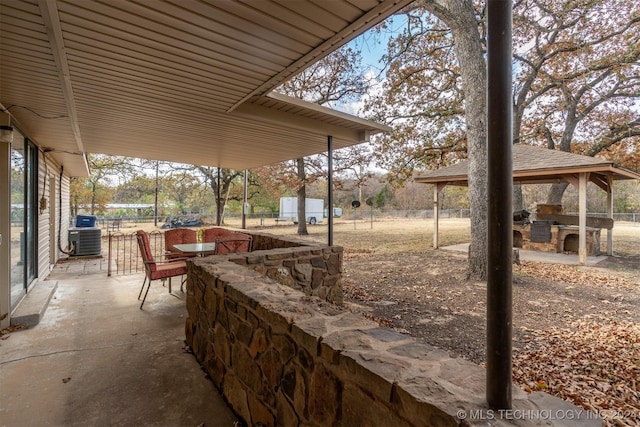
119,216,639,257
245,217,640,257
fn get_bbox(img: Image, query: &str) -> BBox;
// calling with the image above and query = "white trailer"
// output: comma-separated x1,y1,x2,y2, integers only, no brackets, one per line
278,197,324,224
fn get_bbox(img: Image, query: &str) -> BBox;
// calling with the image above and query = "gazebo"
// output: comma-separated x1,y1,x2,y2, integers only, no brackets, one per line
415,144,640,264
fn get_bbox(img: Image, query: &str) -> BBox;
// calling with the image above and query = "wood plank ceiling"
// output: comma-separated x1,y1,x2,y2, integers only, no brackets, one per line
1,0,409,176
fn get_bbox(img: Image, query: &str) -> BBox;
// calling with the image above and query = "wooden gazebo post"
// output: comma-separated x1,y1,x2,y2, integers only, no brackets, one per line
607,175,614,256
433,183,445,249
579,173,589,265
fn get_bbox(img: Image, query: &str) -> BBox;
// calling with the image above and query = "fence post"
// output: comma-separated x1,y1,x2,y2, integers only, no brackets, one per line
107,230,112,277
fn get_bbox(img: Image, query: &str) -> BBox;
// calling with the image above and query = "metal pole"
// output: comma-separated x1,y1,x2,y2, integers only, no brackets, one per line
242,170,248,229
107,230,112,277
327,136,333,246
217,167,221,226
154,161,159,227
486,0,513,410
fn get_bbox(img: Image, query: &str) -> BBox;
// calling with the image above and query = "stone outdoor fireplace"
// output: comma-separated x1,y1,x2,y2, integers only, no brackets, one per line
513,204,602,256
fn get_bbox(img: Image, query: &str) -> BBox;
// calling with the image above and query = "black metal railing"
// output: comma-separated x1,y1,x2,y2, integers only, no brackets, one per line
105,230,165,276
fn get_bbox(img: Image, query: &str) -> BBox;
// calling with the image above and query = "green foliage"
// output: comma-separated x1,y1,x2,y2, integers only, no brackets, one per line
375,185,394,208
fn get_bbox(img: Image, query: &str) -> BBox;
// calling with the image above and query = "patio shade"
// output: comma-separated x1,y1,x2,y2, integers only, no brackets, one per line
0,0,409,177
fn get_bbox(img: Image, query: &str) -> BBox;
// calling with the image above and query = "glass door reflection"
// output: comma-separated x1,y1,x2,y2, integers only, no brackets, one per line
10,133,26,307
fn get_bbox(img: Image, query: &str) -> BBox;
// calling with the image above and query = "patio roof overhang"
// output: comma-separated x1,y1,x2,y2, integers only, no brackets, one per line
0,0,408,177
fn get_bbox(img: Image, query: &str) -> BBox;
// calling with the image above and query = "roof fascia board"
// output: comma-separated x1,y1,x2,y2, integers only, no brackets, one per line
416,164,640,185
414,175,468,184
265,92,392,133
228,0,415,111
50,151,89,178
233,102,368,143
514,164,640,180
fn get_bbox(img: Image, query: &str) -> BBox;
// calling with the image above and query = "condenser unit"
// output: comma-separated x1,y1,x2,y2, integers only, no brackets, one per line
68,228,102,256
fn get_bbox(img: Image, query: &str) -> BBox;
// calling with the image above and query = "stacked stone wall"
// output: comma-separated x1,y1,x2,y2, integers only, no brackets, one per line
215,230,343,304
185,258,599,427
513,224,601,256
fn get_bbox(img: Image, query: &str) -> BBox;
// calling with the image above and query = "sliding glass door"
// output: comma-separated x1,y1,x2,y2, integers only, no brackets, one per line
10,132,37,309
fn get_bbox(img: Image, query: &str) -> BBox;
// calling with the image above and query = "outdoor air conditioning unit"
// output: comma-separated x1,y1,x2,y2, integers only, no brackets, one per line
68,228,102,256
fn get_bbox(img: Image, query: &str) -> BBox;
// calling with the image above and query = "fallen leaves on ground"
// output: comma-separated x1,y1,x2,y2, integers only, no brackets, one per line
361,312,393,328
513,316,640,426
0,323,25,339
516,261,638,290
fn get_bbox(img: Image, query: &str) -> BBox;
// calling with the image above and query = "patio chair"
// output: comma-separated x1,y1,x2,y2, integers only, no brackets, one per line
164,228,198,259
214,232,253,255
136,230,188,309
202,227,232,243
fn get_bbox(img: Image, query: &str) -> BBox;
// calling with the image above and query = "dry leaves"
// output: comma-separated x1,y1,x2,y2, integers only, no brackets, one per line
0,323,25,339
513,317,640,426
516,261,637,290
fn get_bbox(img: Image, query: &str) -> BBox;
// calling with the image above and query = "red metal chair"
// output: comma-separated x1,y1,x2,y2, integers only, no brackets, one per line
136,230,188,309
202,227,231,243
164,228,197,259
214,232,253,255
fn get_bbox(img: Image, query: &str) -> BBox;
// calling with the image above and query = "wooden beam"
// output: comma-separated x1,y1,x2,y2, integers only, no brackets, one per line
433,185,440,249
607,175,613,255
579,172,589,265
536,213,613,230
562,174,579,188
590,173,609,192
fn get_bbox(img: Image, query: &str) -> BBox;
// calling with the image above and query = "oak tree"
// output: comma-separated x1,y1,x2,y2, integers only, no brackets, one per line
271,46,372,235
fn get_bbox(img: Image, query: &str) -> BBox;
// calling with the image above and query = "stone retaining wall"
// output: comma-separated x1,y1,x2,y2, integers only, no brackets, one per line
219,230,343,304
185,258,599,427
246,231,311,251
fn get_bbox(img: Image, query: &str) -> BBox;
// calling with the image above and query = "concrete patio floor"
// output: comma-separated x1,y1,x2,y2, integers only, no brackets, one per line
441,243,607,266
0,259,239,427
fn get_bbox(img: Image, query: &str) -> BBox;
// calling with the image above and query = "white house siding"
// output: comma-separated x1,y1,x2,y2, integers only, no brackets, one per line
35,155,70,278
59,173,71,259
43,161,72,269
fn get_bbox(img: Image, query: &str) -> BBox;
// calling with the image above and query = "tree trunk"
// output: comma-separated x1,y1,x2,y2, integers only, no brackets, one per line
513,185,524,211
296,158,308,235
547,182,569,205
433,0,488,280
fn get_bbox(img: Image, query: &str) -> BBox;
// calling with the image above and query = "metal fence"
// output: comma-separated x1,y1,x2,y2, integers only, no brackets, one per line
105,230,165,276
93,208,639,231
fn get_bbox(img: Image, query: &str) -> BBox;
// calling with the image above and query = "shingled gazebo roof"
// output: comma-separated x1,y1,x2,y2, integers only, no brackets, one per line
414,144,640,188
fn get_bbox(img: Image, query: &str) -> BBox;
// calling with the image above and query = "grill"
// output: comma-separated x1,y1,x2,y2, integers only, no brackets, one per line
530,221,553,243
